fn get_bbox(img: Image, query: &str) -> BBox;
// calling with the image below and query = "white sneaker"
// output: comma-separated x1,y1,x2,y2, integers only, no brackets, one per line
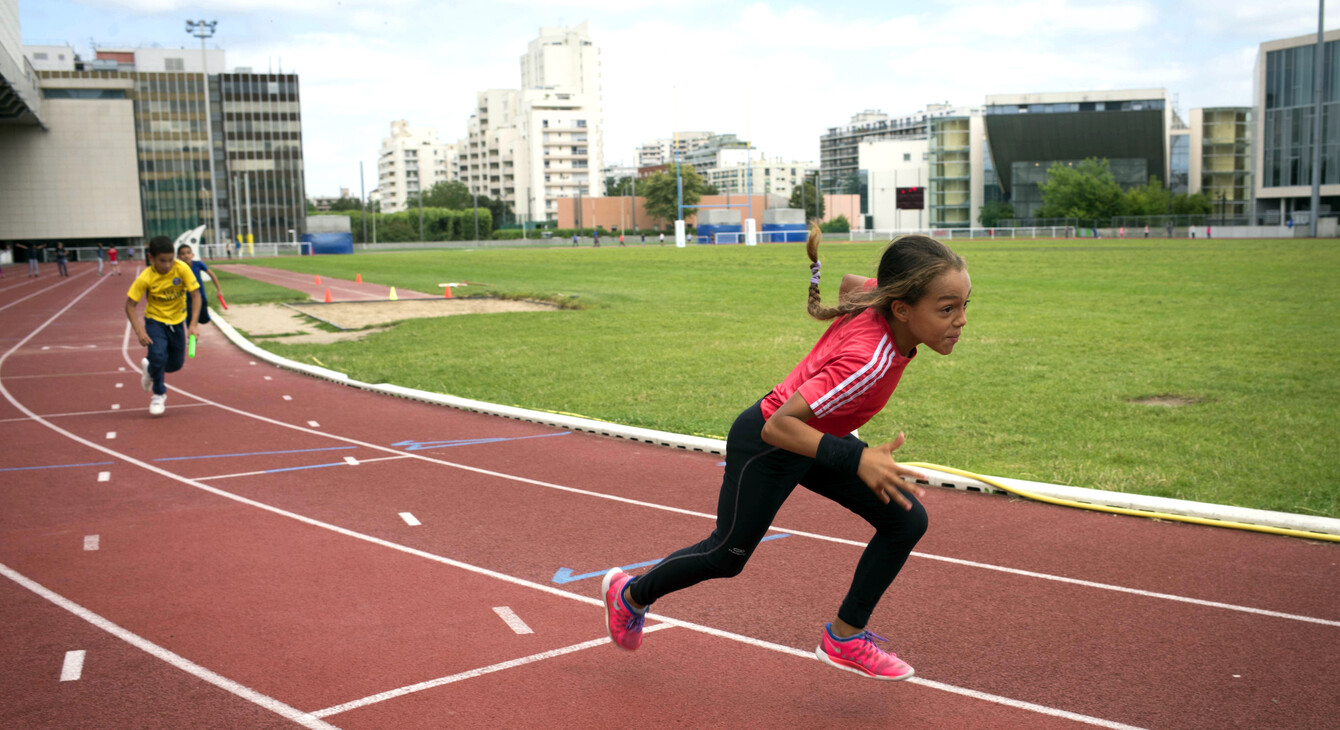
149,393,166,417
140,357,153,393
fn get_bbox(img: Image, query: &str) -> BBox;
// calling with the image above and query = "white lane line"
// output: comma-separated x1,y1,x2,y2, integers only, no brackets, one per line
307,420,320,428
312,625,676,719
105,431,116,440
110,404,120,410
197,454,409,481
282,395,292,401
113,329,1340,630
12,342,1156,730
491,606,534,634
97,471,110,482
399,512,421,526
343,456,359,466
83,535,99,551
0,403,208,425
0,270,93,314
0,562,335,728
60,650,86,681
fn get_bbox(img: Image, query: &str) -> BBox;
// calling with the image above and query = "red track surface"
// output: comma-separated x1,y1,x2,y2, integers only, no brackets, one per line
2,260,1337,729
213,264,437,301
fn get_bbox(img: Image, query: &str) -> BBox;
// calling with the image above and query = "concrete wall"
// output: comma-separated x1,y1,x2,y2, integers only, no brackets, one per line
556,194,861,229
0,98,142,240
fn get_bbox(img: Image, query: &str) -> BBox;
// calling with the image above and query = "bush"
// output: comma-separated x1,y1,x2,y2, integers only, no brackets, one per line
820,215,851,234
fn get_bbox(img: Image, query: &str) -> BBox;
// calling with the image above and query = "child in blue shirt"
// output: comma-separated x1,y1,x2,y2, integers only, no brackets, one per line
177,244,225,326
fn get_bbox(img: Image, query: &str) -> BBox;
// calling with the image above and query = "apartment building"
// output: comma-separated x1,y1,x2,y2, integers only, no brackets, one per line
376,120,457,213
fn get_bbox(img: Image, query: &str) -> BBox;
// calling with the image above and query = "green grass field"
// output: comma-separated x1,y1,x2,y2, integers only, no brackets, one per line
224,238,1340,518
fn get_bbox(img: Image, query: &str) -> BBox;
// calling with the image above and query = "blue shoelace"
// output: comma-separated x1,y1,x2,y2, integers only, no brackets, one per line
625,609,645,632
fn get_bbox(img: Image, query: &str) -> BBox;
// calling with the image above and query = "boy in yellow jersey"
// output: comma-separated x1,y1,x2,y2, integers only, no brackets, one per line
125,236,201,416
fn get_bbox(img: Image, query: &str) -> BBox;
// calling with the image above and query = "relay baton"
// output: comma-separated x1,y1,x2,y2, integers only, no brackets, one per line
217,291,229,310
188,334,197,358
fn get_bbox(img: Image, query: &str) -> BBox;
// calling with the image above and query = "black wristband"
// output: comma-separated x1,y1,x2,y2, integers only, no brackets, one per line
815,433,864,476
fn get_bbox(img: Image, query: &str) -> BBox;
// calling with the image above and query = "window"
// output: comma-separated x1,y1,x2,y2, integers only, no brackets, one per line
576,119,587,128
903,153,911,161
33,52,48,60
165,58,185,71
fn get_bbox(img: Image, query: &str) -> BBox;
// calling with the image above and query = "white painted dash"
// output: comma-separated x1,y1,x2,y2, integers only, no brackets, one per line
114,383,123,388
492,606,534,635
117,367,126,372
97,471,110,482
307,421,320,428
60,650,86,681
84,535,99,551
264,376,272,381
343,456,359,466
282,395,292,401
110,404,120,410
105,431,116,440
399,512,420,526
249,361,256,365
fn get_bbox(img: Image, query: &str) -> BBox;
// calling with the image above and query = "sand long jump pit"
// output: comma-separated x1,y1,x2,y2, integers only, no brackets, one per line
222,298,562,344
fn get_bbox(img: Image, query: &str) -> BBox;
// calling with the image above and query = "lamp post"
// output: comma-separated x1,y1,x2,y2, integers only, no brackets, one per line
185,20,221,250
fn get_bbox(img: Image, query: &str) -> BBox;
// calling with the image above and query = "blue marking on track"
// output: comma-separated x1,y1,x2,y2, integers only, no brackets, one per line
0,461,116,472
392,431,571,451
154,446,357,462
552,533,792,584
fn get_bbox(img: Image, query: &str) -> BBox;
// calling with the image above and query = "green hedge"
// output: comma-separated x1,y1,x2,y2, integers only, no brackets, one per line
313,208,493,243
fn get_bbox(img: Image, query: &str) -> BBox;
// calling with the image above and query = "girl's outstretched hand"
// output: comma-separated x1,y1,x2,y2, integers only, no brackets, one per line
856,432,927,510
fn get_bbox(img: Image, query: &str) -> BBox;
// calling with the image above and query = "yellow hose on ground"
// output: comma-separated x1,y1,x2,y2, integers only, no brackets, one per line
903,462,1340,543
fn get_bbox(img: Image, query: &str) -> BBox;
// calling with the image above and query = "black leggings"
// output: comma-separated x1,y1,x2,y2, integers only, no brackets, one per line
628,401,928,629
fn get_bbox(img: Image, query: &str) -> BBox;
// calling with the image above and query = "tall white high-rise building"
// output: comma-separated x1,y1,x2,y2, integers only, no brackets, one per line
376,120,457,213
636,132,713,168
460,22,603,223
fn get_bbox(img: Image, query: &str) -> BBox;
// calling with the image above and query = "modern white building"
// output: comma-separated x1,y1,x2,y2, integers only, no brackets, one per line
706,157,814,199
376,119,457,213
458,22,603,223
637,131,712,168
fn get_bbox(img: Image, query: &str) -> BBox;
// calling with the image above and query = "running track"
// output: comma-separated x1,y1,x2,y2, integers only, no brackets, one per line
1,260,1336,729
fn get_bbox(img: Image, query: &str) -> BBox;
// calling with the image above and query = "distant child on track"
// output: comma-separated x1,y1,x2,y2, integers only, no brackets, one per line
603,223,971,681
54,242,69,277
125,236,201,417
109,245,122,275
177,244,224,327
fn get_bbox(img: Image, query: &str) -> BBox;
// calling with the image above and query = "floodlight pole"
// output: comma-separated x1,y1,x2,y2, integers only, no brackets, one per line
1309,0,1325,237
186,20,221,249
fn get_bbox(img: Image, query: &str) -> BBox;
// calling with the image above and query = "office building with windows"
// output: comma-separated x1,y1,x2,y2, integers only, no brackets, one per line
3,29,306,248
982,89,1171,220
1254,29,1340,225
1190,107,1252,222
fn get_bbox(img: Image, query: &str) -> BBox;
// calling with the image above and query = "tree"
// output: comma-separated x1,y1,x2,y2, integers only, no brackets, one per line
1171,192,1212,215
701,182,720,195
641,163,706,223
406,180,474,210
978,200,1016,227
1034,158,1126,220
327,196,363,212
820,215,850,233
607,176,637,197
788,178,825,221
1122,176,1173,216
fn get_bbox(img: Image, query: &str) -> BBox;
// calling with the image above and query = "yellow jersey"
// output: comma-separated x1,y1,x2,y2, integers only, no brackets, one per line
127,260,200,325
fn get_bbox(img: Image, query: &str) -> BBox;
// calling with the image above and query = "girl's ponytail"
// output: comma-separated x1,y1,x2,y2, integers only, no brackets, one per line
806,221,859,321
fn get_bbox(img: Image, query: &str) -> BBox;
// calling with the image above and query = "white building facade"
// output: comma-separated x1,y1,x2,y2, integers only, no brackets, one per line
458,22,603,223
377,119,457,213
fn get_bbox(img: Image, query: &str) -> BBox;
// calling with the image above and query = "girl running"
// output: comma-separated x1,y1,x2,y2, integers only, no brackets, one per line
603,224,970,681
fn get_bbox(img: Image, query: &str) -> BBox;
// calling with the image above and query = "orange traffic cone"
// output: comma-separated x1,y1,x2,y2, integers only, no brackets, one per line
444,285,453,299
315,274,322,285
355,273,363,283
323,288,333,303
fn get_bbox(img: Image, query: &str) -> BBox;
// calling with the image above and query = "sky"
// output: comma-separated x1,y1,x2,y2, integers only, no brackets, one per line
16,0,1333,197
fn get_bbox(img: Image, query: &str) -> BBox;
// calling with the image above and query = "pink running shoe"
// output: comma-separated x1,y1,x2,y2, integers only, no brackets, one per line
602,568,645,651
816,623,915,680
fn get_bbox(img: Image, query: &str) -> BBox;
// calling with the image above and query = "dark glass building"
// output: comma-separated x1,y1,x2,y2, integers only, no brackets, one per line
1255,30,1339,224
